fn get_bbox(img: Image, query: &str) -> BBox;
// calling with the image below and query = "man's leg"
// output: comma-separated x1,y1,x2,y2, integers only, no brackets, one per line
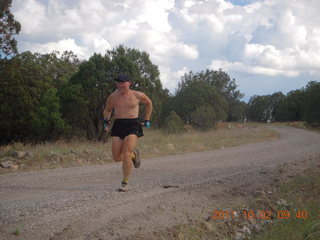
111,137,124,162
121,134,138,181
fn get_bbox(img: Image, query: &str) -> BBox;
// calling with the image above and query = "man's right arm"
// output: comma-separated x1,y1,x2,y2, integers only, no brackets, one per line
103,94,114,130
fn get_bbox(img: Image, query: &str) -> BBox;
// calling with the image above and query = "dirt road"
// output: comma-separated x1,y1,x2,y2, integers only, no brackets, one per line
1,127,320,240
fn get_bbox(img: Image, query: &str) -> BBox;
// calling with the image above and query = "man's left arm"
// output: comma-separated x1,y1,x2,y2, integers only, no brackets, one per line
139,93,153,126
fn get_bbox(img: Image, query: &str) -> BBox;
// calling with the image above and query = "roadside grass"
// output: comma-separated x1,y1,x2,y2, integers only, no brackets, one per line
1,122,279,173
253,121,320,134
147,220,228,240
0,140,113,172
254,170,320,240
151,168,320,240
139,124,278,159
12,228,20,236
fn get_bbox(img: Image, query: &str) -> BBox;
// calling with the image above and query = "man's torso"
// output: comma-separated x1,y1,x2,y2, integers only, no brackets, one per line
112,90,140,119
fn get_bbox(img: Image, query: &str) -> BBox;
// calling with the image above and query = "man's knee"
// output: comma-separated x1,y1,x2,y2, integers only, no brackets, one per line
114,157,121,162
113,150,131,162
122,150,132,161
113,153,122,162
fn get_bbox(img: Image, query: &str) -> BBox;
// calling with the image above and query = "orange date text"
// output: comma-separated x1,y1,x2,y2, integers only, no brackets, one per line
210,210,309,220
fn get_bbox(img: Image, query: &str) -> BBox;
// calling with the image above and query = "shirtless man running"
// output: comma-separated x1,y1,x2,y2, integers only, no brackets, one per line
103,74,153,191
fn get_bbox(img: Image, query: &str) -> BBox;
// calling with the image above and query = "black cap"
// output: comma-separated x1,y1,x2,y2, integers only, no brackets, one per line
114,74,131,82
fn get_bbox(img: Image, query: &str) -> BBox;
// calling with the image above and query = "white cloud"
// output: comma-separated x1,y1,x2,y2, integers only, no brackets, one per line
159,66,189,92
204,0,320,78
209,60,300,77
82,33,112,55
12,0,320,97
14,0,46,34
26,38,88,58
244,1,262,14
136,0,174,32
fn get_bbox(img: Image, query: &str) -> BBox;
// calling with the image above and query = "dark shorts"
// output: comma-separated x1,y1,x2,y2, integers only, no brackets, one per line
111,118,144,140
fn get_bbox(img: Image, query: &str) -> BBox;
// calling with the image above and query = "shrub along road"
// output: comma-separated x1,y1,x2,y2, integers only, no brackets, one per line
0,127,320,239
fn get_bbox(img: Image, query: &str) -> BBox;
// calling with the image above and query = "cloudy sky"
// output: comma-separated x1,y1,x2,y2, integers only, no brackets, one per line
12,0,320,101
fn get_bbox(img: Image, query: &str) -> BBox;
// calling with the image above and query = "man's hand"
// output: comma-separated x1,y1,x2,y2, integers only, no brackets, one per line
103,118,111,131
142,120,151,128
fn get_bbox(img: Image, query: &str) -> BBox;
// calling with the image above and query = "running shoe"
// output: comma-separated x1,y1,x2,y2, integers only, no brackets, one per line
118,181,129,192
132,148,140,168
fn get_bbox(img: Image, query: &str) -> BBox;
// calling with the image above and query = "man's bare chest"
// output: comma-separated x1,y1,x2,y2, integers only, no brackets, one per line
114,95,139,109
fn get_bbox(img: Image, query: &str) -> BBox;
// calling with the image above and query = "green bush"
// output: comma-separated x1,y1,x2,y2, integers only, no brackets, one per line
190,105,217,131
163,111,185,134
304,81,320,128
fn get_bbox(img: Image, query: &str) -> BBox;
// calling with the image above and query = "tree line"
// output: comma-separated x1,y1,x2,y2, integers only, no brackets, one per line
246,82,320,127
0,44,248,144
1,1,319,145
